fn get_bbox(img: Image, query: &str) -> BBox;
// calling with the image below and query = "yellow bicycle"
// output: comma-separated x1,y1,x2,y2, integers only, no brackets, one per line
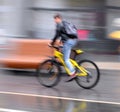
37,45,100,89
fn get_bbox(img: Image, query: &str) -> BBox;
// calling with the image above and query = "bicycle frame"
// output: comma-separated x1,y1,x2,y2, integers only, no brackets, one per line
53,48,88,76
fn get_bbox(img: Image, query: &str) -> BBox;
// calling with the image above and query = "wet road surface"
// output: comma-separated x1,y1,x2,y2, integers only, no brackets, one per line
0,69,120,112
0,92,120,112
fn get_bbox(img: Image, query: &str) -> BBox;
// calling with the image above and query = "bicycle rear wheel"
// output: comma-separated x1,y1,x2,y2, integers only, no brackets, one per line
37,59,61,87
75,60,100,89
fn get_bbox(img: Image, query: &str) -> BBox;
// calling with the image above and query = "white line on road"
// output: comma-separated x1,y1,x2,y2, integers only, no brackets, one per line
0,108,30,112
0,91,120,105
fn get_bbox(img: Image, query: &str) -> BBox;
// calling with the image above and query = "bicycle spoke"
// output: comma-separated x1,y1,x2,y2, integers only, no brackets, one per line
75,60,100,89
37,60,61,87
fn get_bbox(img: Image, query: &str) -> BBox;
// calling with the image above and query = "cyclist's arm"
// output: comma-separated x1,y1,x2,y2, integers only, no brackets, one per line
51,29,61,45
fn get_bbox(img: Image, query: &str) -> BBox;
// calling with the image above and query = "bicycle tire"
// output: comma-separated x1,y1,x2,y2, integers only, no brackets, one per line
75,60,100,89
37,59,61,87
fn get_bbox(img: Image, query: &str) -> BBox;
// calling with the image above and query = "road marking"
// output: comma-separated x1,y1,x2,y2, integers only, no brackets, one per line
0,108,30,112
0,91,120,105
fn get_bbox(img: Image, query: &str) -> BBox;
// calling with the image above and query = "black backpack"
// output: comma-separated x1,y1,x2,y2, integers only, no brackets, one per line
63,21,77,37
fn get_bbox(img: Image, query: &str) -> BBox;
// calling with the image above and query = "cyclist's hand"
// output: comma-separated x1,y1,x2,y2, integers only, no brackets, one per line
48,43,53,47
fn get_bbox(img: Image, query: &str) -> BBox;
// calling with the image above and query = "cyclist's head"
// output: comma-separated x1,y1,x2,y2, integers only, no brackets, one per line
54,14,62,23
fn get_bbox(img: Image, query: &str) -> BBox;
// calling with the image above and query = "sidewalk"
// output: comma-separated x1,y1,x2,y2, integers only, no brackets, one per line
95,62,120,70
78,53,120,71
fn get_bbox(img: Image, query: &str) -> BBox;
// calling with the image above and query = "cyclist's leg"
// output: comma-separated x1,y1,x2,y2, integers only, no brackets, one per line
63,39,77,76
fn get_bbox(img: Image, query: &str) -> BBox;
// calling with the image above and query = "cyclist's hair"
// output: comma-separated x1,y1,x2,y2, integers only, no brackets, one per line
54,14,62,19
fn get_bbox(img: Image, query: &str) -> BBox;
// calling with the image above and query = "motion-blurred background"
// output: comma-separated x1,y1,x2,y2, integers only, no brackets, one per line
0,0,120,53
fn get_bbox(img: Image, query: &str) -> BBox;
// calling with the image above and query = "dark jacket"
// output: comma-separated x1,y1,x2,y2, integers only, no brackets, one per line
52,21,77,45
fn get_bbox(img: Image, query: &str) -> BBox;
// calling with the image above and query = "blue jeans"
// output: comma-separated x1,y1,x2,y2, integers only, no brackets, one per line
63,39,77,74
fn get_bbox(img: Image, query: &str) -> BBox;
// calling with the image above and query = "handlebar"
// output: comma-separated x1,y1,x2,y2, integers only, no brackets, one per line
48,44,63,50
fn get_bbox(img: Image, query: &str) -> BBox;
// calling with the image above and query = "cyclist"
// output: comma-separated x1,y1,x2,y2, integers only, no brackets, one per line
50,14,78,82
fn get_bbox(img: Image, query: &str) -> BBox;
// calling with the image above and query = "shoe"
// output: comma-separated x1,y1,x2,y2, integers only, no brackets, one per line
65,72,77,82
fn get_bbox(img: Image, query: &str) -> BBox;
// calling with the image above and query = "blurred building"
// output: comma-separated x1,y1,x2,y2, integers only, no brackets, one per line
0,0,120,53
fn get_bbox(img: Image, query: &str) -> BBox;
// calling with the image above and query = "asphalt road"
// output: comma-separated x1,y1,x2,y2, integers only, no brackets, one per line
0,69,120,112
0,52,120,112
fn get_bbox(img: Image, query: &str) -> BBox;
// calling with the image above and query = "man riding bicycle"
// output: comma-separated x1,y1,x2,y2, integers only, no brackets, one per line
50,14,78,82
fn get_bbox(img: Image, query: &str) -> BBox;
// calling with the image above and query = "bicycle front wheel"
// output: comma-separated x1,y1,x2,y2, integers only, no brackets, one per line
75,60,100,89
37,59,61,87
